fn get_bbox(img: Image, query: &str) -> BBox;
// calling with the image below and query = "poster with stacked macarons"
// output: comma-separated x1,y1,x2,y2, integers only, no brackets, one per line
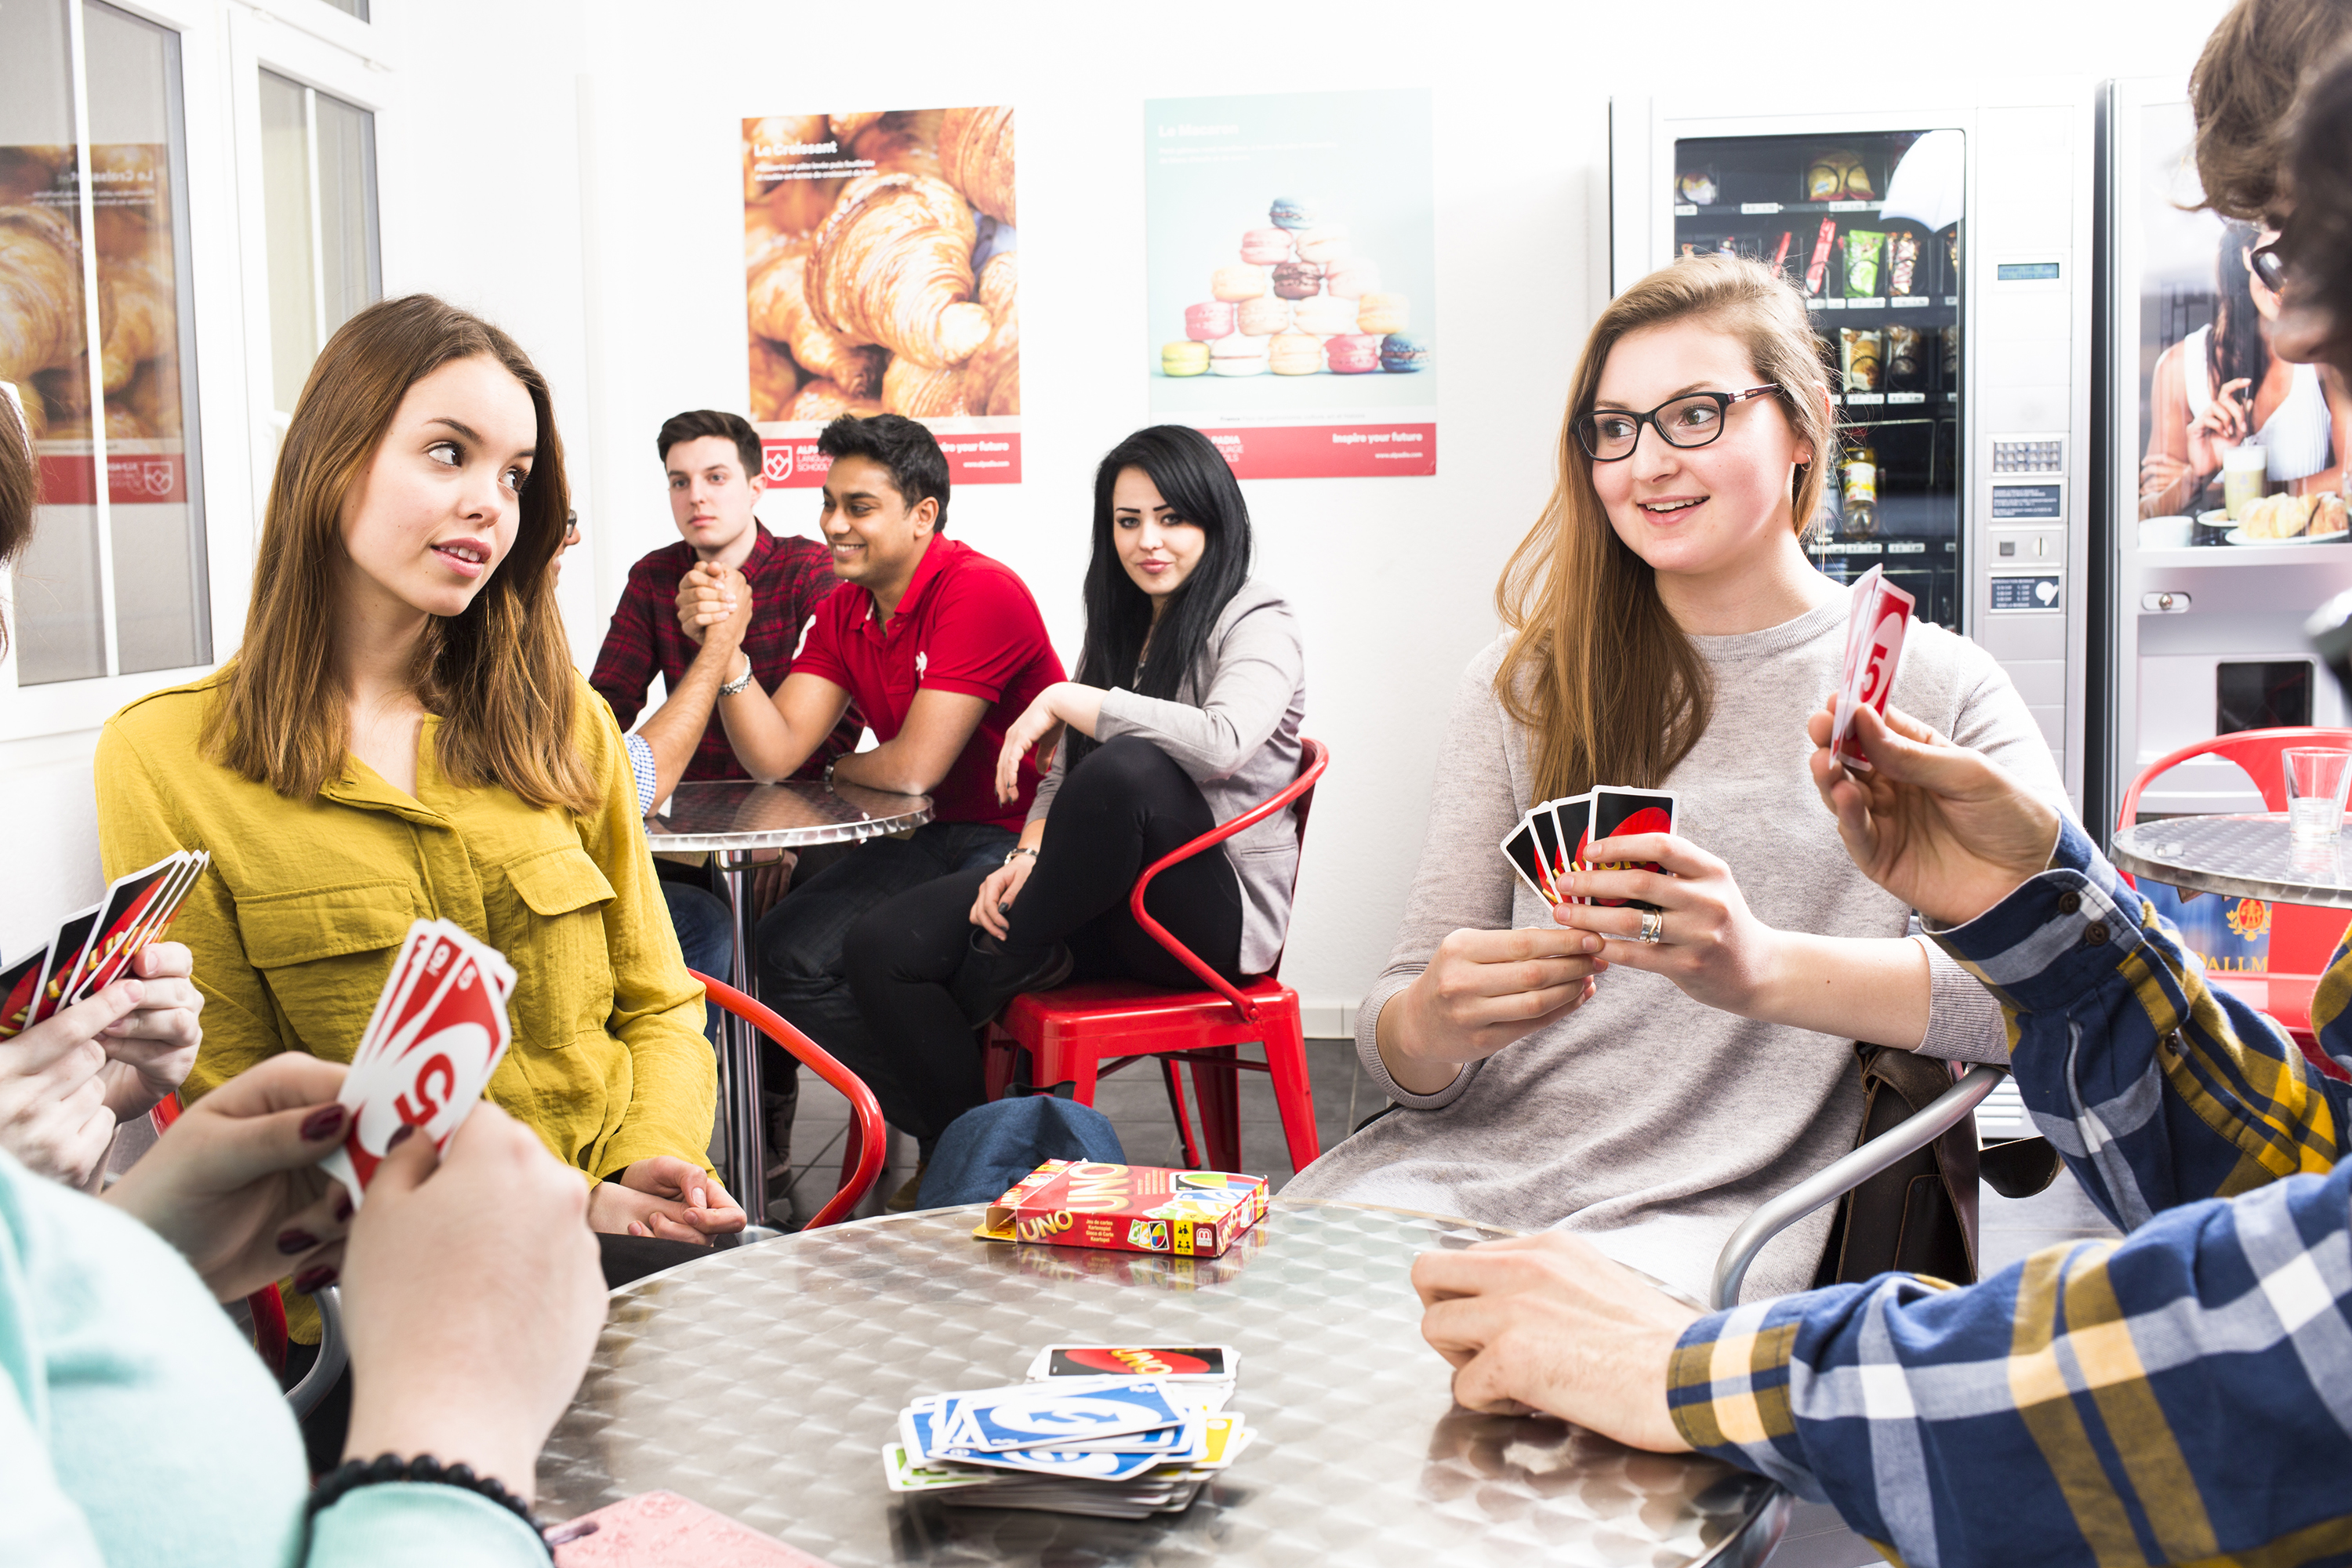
1146,89,1435,479
742,109,1018,487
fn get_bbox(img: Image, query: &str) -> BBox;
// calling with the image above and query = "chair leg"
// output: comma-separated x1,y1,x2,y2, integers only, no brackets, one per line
1189,1046,1242,1172
1160,1058,1204,1169
1261,1007,1322,1171
981,1025,1018,1101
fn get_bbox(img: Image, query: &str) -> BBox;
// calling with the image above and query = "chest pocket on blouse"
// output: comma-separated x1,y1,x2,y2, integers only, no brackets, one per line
501,844,617,1045
237,880,420,1063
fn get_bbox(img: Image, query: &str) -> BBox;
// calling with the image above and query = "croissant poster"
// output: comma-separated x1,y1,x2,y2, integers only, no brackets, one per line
742,108,1018,487
1145,89,1436,479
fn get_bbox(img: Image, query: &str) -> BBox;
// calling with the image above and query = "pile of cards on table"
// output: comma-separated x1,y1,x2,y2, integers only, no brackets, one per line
884,1345,1254,1519
1828,564,1916,772
1499,786,1677,910
321,919,517,1202
0,848,210,1038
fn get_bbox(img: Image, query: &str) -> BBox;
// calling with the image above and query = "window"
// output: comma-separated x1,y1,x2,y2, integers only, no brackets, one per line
260,71,380,426
0,0,209,687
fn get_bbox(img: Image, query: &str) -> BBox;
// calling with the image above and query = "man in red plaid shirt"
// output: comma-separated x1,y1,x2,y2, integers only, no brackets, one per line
590,408,858,787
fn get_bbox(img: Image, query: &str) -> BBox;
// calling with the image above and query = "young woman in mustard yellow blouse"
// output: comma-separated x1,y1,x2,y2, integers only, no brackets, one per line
96,296,742,1290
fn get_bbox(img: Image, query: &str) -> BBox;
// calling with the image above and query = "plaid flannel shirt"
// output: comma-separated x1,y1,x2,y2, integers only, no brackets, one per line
1668,817,2352,1568
588,524,858,784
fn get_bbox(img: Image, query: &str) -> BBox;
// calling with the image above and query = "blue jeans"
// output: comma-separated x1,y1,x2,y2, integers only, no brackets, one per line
754,819,1016,1098
660,880,735,1047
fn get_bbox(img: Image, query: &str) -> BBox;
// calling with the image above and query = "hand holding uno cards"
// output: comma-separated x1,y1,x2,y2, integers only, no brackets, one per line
1500,787,1679,913
321,919,517,1204
0,850,211,1041
1828,565,1915,774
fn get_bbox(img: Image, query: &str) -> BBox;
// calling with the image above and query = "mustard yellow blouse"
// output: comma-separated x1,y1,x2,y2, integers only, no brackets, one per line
95,667,716,1189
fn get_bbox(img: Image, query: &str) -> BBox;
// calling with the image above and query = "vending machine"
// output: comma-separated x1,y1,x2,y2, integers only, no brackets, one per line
1611,85,2099,813
2100,78,2352,826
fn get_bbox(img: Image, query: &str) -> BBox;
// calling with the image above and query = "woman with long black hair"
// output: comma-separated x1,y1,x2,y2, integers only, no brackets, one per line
843,425,1305,1201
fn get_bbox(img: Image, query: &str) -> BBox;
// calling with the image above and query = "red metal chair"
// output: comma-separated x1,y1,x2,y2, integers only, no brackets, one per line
691,970,887,1228
980,739,1331,1176
2117,727,2352,1081
148,1095,292,1377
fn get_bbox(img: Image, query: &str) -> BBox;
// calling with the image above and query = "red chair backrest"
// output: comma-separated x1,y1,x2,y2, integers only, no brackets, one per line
1126,737,1330,1022
689,970,886,1229
2116,727,2352,826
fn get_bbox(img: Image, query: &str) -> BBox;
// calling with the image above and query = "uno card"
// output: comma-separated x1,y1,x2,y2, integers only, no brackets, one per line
324,924,514,1201
881,1443,993,1494
1831,566,1916,772
939,1377,1187,1452
64,851,203,1007
1500,815,1557,906
1527,802,1571,902
1028,1345,1238,1383
1545,794,1592,902
27,905,101,1025
0,946,49,1040
1583,787,1679,911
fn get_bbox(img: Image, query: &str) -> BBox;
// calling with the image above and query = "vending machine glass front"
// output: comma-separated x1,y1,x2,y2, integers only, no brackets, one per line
1669,131,1965,628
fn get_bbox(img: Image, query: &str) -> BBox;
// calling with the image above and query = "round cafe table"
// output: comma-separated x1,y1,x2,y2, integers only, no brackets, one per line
535,1199,1785,1567
645,779,931,1229
2111,815,2352,908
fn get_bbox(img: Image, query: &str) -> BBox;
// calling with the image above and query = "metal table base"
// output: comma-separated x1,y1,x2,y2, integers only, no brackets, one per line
646,780,932,1228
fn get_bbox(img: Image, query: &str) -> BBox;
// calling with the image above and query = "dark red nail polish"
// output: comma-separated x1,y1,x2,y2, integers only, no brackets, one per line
300,1105,346,1142
277,1229,318,1255
291,1266,337,1293
333,1193,353,1224
387,1123,418,1149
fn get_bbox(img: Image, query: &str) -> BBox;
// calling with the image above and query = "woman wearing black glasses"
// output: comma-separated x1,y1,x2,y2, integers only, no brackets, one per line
2140,220,2348,520
1283,254,2063,1301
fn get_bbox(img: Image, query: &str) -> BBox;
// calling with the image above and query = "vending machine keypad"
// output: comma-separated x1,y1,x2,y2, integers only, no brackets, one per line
1992,438,2064,474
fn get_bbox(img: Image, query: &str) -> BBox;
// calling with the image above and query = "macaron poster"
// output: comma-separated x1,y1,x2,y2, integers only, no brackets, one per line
1146,89,1436,479
741,108,1020,488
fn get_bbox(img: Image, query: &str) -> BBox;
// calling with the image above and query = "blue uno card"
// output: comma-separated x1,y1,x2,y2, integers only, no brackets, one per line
945,1378,1185,1452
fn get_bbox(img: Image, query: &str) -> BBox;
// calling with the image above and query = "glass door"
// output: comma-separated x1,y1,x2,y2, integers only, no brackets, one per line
1669,130,1966,628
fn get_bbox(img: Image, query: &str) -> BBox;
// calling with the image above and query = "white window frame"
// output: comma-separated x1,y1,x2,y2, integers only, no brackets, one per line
0,0,393,742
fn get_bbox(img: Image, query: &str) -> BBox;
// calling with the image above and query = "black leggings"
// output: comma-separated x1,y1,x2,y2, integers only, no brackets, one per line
843,735,1247,1142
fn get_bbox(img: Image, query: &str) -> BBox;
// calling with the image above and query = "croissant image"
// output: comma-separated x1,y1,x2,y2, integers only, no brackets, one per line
748,331,801,423
746,205,796,275
847,111,945,183
746,245,886,397
962,252,1018,417
0,146,68,209
90,145,165,260
881,357,971,419
0,205,84,384
98,255,172,393
122,347,180,437
786,379,884,423
745,115,843,236
805,173,987,370
937,107,1015,228
827,111,886,145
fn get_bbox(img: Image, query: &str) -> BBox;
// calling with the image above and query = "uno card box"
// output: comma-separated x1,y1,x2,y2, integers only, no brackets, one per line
974,1160,1270,1258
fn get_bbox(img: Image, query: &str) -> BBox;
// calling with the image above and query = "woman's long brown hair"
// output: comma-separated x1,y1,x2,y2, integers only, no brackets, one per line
1495,256,1836,801
205,294,597,814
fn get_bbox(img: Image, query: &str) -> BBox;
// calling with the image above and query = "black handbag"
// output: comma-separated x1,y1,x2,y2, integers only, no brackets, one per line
1809,1044,2062,1289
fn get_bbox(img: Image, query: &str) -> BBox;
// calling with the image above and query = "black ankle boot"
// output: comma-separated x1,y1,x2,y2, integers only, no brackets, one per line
949,930,1074,1025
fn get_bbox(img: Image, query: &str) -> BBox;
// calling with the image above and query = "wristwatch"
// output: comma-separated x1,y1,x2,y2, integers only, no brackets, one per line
1004,847,1037,866
717,654,753,697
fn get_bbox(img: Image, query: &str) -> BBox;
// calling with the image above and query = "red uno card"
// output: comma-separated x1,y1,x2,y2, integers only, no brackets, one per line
1582,787,1679,910
65,851,205,1007
1029,1345,1239,1382
0,946,49,1040
1831,567,1916,771
324,921,514,1202
1546,794,1592,902
1499,815,1558,906
27,905,101,1026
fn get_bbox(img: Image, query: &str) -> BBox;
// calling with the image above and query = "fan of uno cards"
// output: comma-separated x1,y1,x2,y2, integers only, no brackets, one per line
1500,788,1677,911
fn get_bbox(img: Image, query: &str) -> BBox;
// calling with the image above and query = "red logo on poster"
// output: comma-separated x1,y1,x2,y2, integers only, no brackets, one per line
762,444,793,484
2225,898,2271,941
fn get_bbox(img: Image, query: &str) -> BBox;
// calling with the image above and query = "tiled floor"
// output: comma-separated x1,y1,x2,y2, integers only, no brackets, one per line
750,1047,2125,1568
760,1035,1370,1229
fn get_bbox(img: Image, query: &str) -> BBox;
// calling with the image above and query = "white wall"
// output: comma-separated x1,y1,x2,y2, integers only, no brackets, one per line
2,0,2232,1026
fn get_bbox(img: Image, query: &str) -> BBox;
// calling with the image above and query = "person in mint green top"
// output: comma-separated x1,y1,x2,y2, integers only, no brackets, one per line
1,337,606,1565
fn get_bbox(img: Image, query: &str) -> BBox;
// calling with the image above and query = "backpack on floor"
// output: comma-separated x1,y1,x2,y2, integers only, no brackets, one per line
918,1094,1128,1208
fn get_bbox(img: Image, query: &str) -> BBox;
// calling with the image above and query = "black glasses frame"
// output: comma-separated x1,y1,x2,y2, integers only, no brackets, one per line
1573,384,1785,462
2249,238,2288,295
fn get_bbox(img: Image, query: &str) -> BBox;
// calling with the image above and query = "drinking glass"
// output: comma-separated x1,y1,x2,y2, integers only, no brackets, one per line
2282,748,2352,843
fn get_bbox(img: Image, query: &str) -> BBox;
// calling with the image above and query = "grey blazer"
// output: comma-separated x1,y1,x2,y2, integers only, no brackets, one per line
1027,581,1307,975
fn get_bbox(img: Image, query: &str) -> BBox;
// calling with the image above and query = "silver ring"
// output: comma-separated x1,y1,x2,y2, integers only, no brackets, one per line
1636,908,1664,944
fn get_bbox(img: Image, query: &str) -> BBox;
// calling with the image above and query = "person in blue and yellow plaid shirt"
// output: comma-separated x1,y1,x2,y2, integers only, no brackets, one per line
1411,18,2352,1563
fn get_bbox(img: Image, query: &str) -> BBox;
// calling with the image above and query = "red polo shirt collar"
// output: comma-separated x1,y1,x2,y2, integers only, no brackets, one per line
860,533,957,633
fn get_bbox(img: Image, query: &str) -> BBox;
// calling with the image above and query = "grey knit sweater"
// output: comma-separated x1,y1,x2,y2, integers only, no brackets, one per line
1283,593,2067,1301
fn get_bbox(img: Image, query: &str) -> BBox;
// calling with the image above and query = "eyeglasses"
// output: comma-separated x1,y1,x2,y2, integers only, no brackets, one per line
2249,238,2288,294
1573,385,1784,463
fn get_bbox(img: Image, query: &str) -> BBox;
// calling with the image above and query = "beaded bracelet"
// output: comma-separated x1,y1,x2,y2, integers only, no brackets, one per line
307,1453,550,1558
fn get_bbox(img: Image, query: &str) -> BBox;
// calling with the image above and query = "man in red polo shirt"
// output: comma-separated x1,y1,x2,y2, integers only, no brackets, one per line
704,413,1065,1207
